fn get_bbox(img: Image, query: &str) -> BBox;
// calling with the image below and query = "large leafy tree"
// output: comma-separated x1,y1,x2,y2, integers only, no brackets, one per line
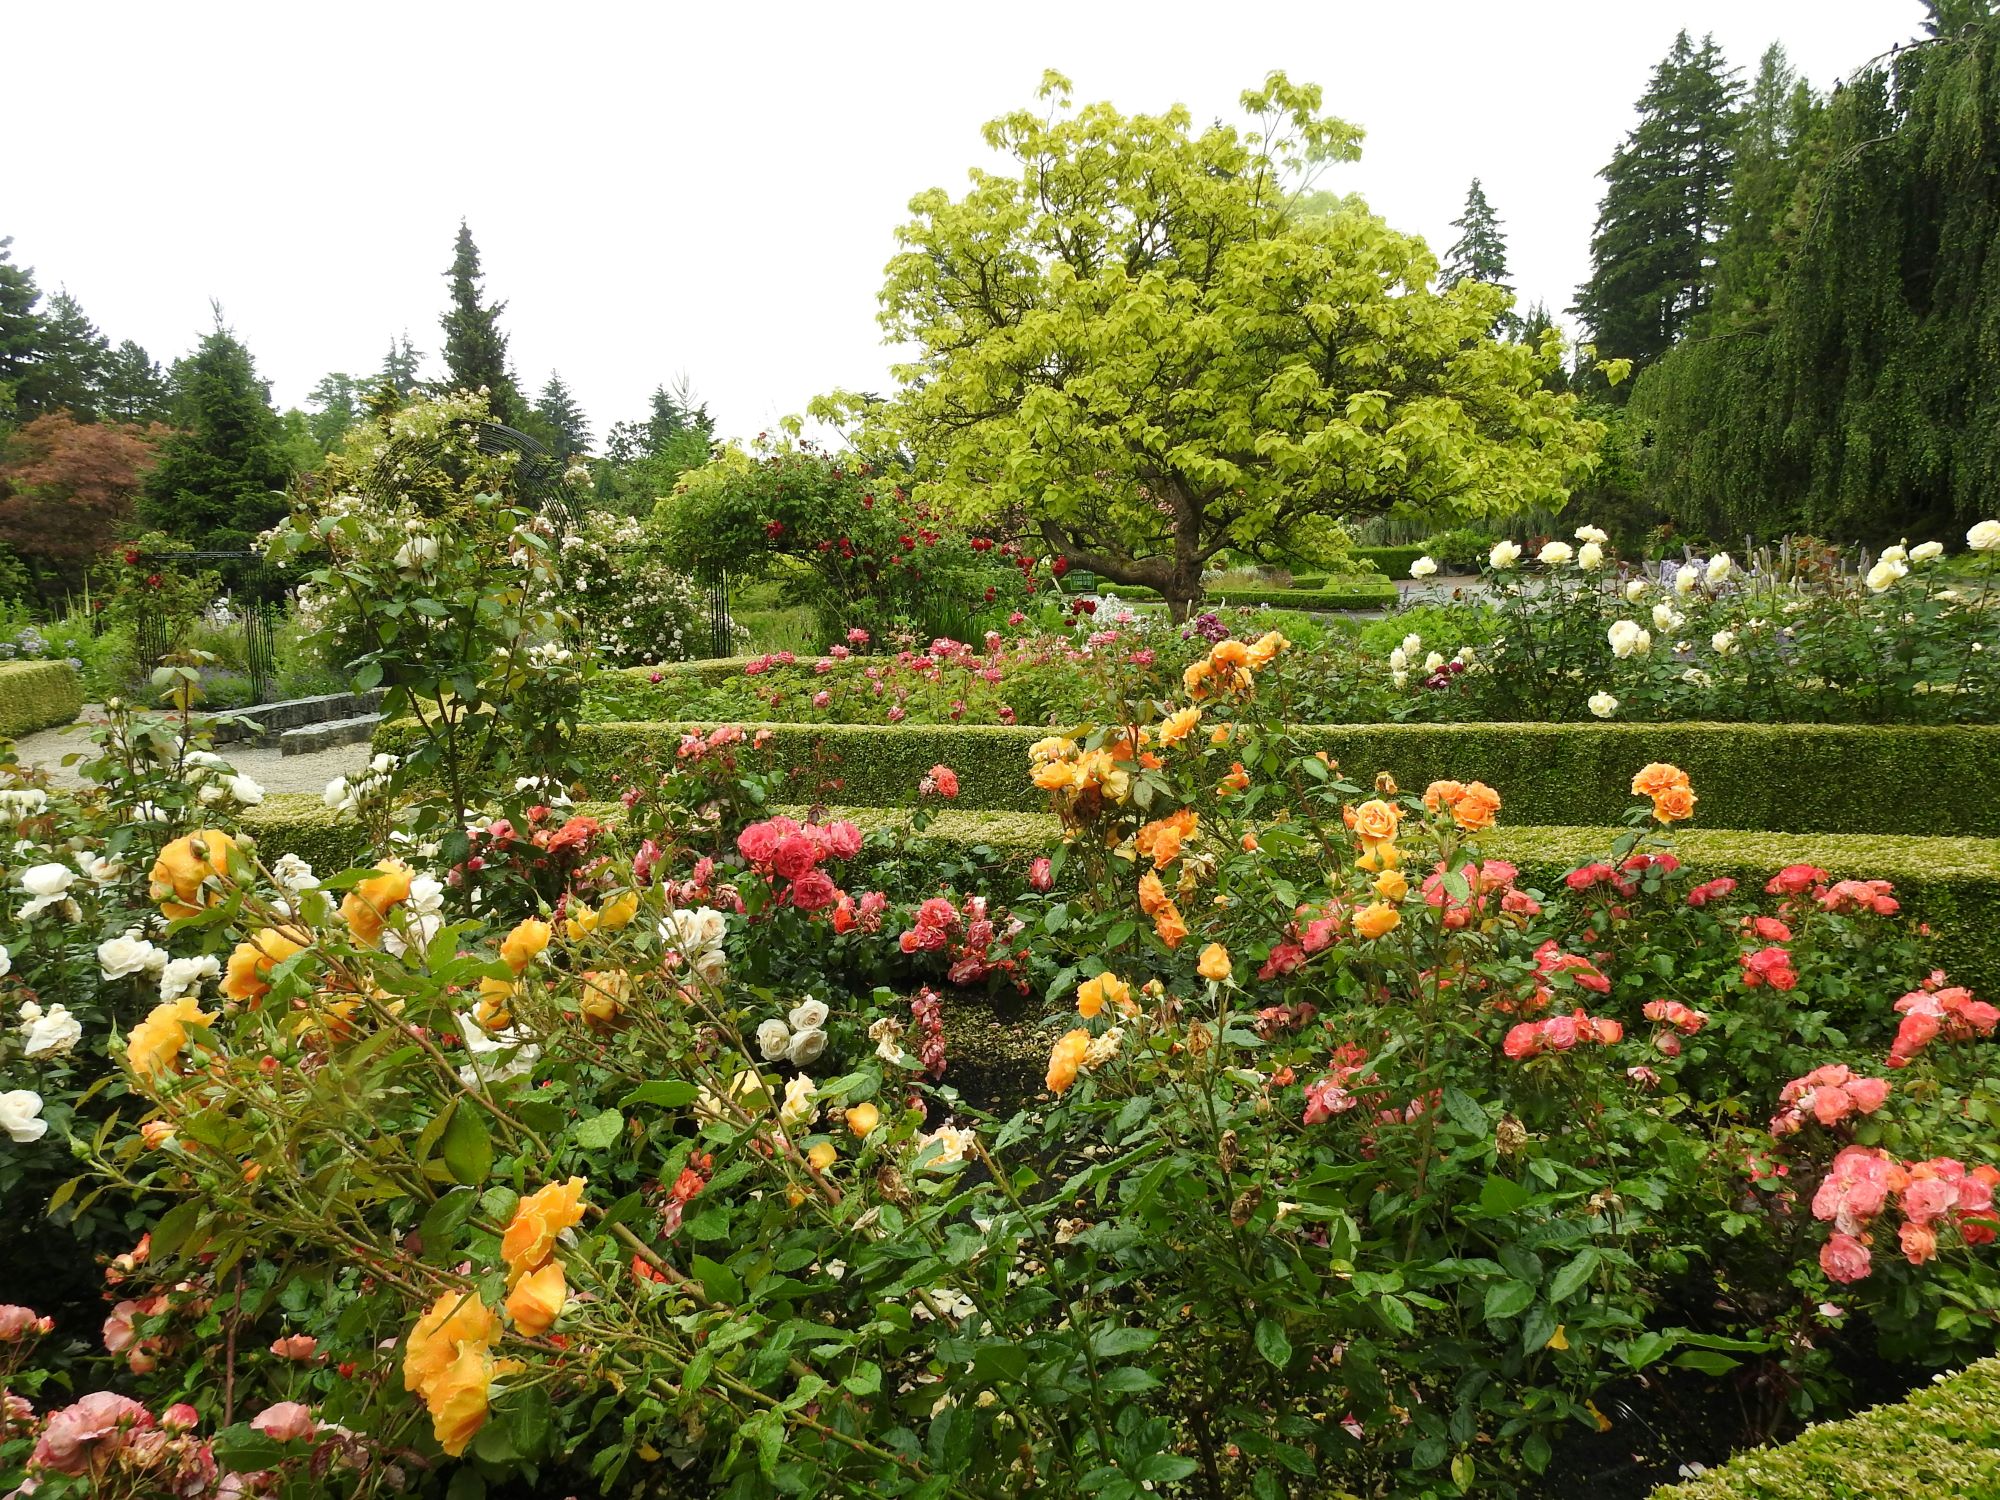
868,72,1603,616
138,314,295,552
1573,32,1743,378
0,412,165,598
438,223,521,424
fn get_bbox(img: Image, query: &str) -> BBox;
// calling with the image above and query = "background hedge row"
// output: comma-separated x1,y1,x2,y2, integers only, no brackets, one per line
0,660,83,739
377,719,2000,837
1350,545,1431,578
1111,583,1398,611
1650,1356,2000,1499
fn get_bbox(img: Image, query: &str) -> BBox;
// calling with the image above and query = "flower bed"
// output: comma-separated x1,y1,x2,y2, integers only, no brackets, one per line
0,660,83,738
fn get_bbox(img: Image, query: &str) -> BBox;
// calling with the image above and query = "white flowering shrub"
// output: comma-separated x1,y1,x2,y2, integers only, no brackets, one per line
546,510,737,666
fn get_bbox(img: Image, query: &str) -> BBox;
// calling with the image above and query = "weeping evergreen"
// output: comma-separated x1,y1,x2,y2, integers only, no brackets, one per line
1632,19,2000,542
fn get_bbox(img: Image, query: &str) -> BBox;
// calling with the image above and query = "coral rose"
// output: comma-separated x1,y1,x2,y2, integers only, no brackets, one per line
1197,943,1233,982
148,830,239,918
1047,1029,1090,1094
1423,780,1502,832
1818,1232,1872,1284
501,1177,588,1284
505,1261,567,1336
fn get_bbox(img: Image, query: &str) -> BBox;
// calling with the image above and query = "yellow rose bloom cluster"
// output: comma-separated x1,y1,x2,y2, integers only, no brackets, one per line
404,1290,500,1457
125,997,217,1081
1182,631,1288,700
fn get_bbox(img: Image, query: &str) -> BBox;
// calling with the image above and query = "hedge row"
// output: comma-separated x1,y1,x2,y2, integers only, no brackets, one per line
1112,583,1398,611
373,719,2000,837
1350,545,1429,578
0,660,83,738
237,796,2000,993
1651,1357,2000,1499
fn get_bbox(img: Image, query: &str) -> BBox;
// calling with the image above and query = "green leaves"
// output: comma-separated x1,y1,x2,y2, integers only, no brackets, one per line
1482,1280,1536,1324
439,1104,491,1187
570,1109,625,1150
621,1081,699,1109
1254,1317,1293,1369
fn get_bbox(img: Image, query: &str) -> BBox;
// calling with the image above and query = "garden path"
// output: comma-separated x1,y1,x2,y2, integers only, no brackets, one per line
10,709,371,796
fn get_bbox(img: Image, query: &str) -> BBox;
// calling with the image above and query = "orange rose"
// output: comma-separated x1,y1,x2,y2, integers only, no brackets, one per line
403,1289,498,1400
1423,779,1502,832
1135,809,1197,868
1353,902,1402,940
1244,630,1290,670
845,1102,882,1137
1350,799,1401,843
1077,973,1132,1019
1631,763,1691,800
1153,901,1189,949
1218,762,1250,796
1197,943,1233,982
424,1345,492,1457
504,1262,567,1337
1182,659,1214,699
148,830,239,918
1211,640,1250,669
1046,1029,1090,1094
1159,707,1202,744
501,917,551,974
1241,831,1261,852
220,927,310,1005
125,997,216,1080
501,1177,588,1284
1032,759,1079,792
1651,784,1697,823
340,861,413,947
1138,870,1170,916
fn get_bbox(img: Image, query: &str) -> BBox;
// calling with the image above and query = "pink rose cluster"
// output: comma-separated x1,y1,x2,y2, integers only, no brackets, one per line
1528,939,1611,1010
1302,1042,1374,1124
1812,1146,2000,1282
1503,1009,1623,1059
897,894,1025,989
1769,1063,1890,1138
15,1385,320,1492
736,815,864,913
1257,901,1345,982
1642,998,1709,1056
1421,858,1539,931
676,723,746,762
830,888,889,936
1888,977,2000,1068
1565,850,1680,898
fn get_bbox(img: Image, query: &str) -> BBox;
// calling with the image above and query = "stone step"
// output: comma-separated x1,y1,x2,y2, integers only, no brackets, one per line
217,690,386,745
279,713,384,756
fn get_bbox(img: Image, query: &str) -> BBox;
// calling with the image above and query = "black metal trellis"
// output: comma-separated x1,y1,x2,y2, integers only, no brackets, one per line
129,550,286,701
706,566,732,658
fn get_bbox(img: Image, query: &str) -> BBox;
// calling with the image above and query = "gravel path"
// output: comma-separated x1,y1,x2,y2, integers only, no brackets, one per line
9,709,372,796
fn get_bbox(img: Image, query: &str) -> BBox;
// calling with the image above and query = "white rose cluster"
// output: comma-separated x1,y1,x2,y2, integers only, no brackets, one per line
18,1000,82,1058
757,997,832,1068
660,906,729,986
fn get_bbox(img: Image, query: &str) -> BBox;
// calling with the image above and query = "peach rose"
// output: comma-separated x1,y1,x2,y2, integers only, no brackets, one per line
1651,785,1697,823
504,1262,567,1337
1631,763,1690,800
340,861,413,947
845,1102,881,1137
1047,1029,1090,1094
1197,943,1233,982
1353,902,1402,941
500,1178,588,1283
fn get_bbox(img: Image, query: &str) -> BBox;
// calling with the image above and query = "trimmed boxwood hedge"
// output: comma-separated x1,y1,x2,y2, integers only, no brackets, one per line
239,795,2000,992
1114,583,1397,611
0,660,84,738
376,719,2000,838
1651,1357,2000,1498
1351,545,1429,578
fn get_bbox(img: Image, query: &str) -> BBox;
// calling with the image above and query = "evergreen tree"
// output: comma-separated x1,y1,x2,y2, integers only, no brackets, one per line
0,239,44,423
438,223,521,423
1927,0,1996,37
18,289,110,420
1573,32,1744,378
377,333,424,401
100,340,171,424
139,312,295,552
533,372,592,459
1441,179,1512,294
645,377,712,453
306,372,366,450
1705,45,1823,330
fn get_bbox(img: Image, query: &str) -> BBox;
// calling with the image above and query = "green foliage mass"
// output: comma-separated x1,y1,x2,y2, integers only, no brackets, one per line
0,658,82,735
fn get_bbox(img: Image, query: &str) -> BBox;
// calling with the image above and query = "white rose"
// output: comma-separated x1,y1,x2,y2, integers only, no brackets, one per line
22,1005,82,1059
1968,520,2000,551
1607,620,1652,659
1423,652,1446,674
1588,692,1619,719
789,998,830,1032
271,854,319,893
1706,553,1733,584
322,777,351,811
98,932,167,981
787,1028,828,1066
158,955,221,1002
1675,565,1698,596
1624,579,1648,602
1400,633,1422,658
1577,541,1605,571
1390,669,1409,689
1456,646,1477,666
1880,544,1909,566
756,1019,792,1061
693,949,729,986
394,534,439,571
0,945,9,979
20,863,72,898
780,1074,817,1127
1711,629,1738,656
1911,541,1945,563
0,1090,47,1144
1387,648,1408,671
225,774,264,807
1538,541,1575,567
1489,540,1521,570
1652,604,1683,633
1574,524,1608,545
1865,557,1908,593
1409,556,1438,580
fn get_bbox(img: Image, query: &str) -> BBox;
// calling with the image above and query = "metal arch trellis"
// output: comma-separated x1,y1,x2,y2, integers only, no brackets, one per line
129,550,285,702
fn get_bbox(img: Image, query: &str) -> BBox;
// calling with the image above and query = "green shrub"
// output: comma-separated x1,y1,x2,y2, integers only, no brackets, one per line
0,659,83,736
1650,1356,2000,1499
1351,545,1429,578
1116,583,1397,610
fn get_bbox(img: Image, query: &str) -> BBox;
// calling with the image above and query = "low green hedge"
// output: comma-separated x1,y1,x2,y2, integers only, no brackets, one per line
374,719,2000,837
1651,1356,2000,1499
0,660,84,738
1351,545,1430,578
1114,583,1398,611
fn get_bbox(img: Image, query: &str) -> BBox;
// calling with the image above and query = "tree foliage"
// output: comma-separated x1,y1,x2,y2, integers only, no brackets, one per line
1442,178,1511,297
438,222,521,424
532,371,592,459
866,71,1603,615
0,412,165,597
1630,18,2000,542
0,237,42,424
99,340,171,425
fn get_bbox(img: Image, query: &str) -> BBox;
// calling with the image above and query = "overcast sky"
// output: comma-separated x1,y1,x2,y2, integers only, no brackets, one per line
8,1,1926,445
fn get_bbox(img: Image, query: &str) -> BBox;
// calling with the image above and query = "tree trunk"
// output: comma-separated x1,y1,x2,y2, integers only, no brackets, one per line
1035,477,1208,620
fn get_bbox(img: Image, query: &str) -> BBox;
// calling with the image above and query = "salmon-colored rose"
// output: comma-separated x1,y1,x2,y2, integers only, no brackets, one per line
1197,943,1233,982
125,997,216,1080
1135,809,1197,869
500,918,551,974
505,1262,567,1337
1153,900,1189,949
1047,1029,1090,1094
501,1178,587,1284
845,1102,881,1137
221,927,310,1004
340,861,413,947
1651,785,1697,823
1159,707,1202,744
149,830,239,918
1353,902,1402,941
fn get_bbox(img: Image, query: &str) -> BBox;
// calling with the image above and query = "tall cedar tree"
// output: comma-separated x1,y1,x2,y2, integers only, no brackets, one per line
1441,179,1512,293
100,340,171,424
0,412,165,596
533,372,592,458
1573,32,1743,379
439,223,521,423
138,316,294,552
1703,45,1823,331
18,289,111,421
377,333,423,401
0,238,44,423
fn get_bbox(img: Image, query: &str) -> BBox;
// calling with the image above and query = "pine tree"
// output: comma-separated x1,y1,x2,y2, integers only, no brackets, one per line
377,333,424,401
1927,0,1996,37
1573,32,1744,378
533,372,592,459
0,239,43,424
100,341,171,424
1441,179,1512,294
1705,45,1823,330
139,312,295,551
18,289,110,420
645,377,713,453
305,372,367,450
438,223,521,423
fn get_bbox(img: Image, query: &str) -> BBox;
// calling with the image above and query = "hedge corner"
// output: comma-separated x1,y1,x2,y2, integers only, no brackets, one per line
0,659,84,740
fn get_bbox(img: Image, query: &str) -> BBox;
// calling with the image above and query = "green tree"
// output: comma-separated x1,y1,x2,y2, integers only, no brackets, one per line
1573,32,1743,378
438,222,521,423
100,340,171,424
0,237,43,423
595,378,716,513
305,371,367,450
1927,0,1996,36
17,289,109,421
864,71,1604,617
533,371,592,459
377,333,424,400
138,313,295,552
1704,45,1823,330
1441,178,1512,295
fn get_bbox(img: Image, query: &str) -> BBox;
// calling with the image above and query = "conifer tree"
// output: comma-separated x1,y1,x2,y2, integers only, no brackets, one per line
533,372,592,459
377,333,424,400
305,372,366,450
139,311,295,551
18,290,110,420
1441,179,1512,294
1705,45,1822,330
438,223,521,423
99,341,171,424
0,238,42,423
1573,32,1744,377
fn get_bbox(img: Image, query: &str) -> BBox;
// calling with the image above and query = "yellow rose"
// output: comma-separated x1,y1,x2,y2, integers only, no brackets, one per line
125,997,216,1080
1373,869,1409,902
403,1289,498,1400
1032,760,1078,792
340,861,413,947
599,890,641,930
504,1262,566,1337
808,1141,837,1172
500,917,552,974
1350,799,1402,843
1354,902,1402,941
500,1177,588,1284
1197,943,1233,982
424,1345,492,1457
220,926,310,1005
1046,1029,1090,1094
845,1102,881,1137
149,830,239,918
563,905,599,941
579,969,630,1030
1076,973,1132,1019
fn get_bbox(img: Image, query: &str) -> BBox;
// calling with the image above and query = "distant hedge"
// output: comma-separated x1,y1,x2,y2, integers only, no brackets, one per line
376,718,2000,838
1351,545,1430,578
0,660,83,738
1651,1357,2000,1499
1113,583,1397,611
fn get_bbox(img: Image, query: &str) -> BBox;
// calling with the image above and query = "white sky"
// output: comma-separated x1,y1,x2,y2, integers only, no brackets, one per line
7,1,1925,445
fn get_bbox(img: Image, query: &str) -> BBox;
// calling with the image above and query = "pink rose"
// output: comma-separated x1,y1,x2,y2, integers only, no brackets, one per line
1028,857,1053,892
31,1391,152,1474
1818,1232,1872,1284
249,1402,317,1443
788,869,838,913
1900,1220,1939,1265
161,1403,200,1432
0,1304,51,1341
771,833,820,882
822,821,864,860
269,1334,317,1361
1902,1176,1958,1227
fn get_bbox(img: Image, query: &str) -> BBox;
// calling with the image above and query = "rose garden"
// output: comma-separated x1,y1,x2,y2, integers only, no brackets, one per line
7,35,2000,1500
